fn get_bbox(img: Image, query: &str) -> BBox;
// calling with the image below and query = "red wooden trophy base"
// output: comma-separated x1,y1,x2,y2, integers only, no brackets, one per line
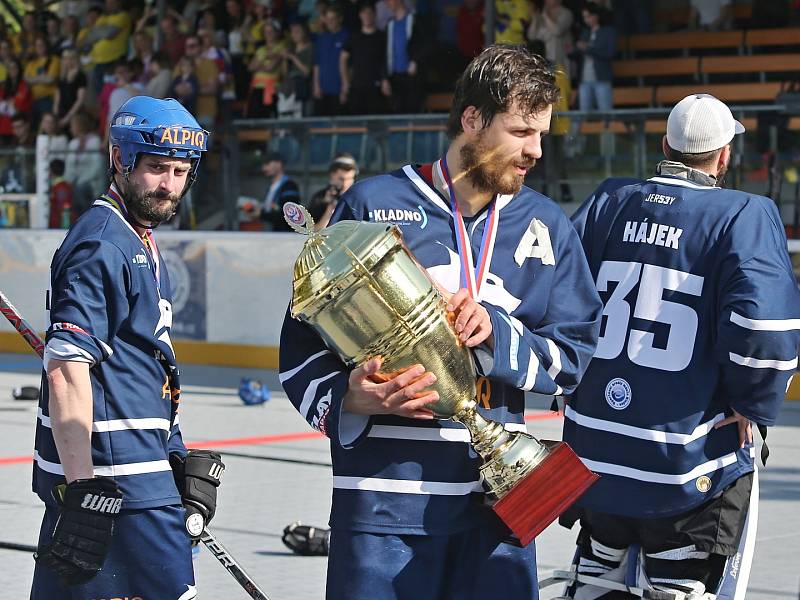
492,441,598,546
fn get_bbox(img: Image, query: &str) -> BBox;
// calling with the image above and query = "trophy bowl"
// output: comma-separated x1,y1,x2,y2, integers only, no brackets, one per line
284,203,597,545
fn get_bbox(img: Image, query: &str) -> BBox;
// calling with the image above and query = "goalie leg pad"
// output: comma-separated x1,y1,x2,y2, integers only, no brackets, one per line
567,535,633,599
712,469,759,600
643,544,718,597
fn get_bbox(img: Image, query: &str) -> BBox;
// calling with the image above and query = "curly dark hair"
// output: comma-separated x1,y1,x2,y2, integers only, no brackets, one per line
447,45,560,139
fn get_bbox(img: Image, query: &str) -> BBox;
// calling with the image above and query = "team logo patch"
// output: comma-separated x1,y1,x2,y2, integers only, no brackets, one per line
605,378,632,410
369,205,428,229
696,475,712,493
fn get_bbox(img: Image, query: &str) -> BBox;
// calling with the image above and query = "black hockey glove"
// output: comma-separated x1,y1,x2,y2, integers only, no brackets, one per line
282,521,331,556
170,449,225,542
34,477,122,586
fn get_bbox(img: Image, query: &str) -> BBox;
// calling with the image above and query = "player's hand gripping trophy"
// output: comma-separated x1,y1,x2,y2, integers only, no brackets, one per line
284,202,597,544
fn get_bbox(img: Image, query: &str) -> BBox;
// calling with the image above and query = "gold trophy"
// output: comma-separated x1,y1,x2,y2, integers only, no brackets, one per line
283,202,597,545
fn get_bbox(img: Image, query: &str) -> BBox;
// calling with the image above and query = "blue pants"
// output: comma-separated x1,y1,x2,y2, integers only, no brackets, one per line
578,81,613,112
31,504,195,600
326,526,538,600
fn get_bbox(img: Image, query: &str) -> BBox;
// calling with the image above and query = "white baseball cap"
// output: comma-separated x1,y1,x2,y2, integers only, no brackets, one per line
666,93,745,154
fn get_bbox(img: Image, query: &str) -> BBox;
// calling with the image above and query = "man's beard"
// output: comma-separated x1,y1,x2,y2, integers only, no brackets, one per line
459,133,535,195
122,180,180,224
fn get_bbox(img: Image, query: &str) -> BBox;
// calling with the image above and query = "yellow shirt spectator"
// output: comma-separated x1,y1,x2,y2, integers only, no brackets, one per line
251,40,287,85
91,11,132,65
25,55,60,101
495,0,531,45
551,67,571,136
244,19,265,57
174,56,219,125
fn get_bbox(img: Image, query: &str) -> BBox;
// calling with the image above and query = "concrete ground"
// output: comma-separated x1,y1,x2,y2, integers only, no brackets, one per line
0,352,797,599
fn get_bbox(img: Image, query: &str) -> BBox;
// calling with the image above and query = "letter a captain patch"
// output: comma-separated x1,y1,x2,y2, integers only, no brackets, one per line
514,218,555,266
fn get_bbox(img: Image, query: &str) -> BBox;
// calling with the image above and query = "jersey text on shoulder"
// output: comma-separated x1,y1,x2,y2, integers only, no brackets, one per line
623,220,682,250
644,193,677,205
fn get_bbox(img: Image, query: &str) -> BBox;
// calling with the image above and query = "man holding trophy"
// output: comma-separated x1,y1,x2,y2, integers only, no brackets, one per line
279,45,603,599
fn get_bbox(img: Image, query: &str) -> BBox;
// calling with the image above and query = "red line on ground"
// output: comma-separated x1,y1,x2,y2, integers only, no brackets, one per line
0,412,562,465
525,411,563,422
187,430,323,448
0,456,32,466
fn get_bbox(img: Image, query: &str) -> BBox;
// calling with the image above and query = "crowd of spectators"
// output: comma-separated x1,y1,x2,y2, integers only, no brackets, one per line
0,0,617,152
0,0,796,227
0,0,795,131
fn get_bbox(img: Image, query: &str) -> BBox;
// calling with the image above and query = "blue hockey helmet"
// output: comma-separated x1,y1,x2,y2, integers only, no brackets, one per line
108,96,209,188
238,378,271,406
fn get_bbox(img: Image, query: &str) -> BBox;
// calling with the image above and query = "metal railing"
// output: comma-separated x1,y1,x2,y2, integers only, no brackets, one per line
5,105,798,231
224,104,800,230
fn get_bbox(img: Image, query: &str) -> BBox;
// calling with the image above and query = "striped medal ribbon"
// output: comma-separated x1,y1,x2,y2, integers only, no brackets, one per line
100,187,161,290
439,155,499,300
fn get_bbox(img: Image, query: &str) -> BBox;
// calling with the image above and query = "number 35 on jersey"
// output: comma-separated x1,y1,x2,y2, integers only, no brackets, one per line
594,261,704,372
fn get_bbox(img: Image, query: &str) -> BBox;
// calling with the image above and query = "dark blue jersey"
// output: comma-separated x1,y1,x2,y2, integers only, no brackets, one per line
280,162,602,535
566,174,800,518
34,189,186,510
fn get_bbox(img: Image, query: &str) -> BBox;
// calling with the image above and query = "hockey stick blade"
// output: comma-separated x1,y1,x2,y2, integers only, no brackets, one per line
0,289,272,599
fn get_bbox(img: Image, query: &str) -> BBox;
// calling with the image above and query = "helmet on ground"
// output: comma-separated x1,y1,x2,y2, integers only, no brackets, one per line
238,378,271,406
109,96,208,189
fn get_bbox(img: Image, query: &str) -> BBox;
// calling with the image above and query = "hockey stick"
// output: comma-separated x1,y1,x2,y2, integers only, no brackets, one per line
0,291,44,357
0,290,272,600
0,541,37,553
199,529,271,600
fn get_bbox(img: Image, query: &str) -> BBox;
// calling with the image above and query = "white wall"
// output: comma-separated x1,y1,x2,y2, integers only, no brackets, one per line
0,229,304,347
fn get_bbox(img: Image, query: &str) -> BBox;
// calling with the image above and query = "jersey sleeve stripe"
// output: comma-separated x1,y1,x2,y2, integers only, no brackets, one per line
581,449,753,485
564,406,726,445
298,370,341,419
522,350,539,391
279,349,332,383
332,475,482,495
728,352,798,370
730,311,800,331
43,340,96,367
94,460,172,477
38,409,171,433
34,451,172,477
367,422,527,443
498,313,520,371
545,338,563,379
